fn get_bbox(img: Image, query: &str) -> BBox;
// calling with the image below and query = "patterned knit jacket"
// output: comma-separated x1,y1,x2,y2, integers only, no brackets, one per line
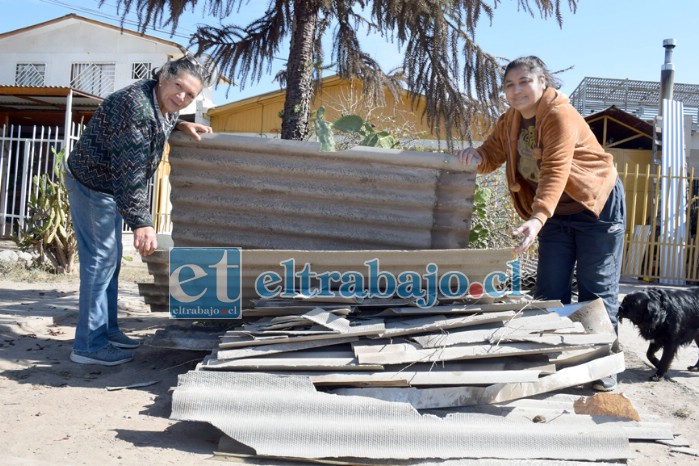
68,79,177,229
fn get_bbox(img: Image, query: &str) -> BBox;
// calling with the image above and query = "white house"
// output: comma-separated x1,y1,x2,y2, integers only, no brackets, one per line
0,14,215,239
0,13,215,127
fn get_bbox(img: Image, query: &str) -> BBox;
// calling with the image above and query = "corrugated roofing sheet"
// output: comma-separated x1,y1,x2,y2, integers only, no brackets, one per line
0,86,103,113
570,76,699,123
171,371,632,462
167,133,475,250
141,135,479,311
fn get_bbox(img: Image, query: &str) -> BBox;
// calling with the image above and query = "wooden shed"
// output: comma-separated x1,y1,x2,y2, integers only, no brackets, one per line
585,106,654,166
584,107,654,230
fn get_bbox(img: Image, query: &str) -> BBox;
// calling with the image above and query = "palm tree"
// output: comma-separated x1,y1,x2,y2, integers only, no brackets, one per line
103,0,577,143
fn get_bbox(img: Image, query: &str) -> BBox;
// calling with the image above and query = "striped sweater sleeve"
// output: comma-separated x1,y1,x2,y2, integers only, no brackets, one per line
110,118,157,229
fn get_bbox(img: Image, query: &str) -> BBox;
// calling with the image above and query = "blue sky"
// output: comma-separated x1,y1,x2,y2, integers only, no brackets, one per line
1,0,698,106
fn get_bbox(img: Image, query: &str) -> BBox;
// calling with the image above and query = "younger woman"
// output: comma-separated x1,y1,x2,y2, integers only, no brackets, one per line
457,56,625,391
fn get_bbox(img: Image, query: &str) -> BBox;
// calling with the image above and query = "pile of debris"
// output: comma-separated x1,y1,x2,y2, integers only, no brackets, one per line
196,297,619,401
169,295,675,463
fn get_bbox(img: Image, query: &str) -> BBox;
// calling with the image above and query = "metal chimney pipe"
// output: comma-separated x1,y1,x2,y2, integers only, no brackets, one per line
660,38,676,107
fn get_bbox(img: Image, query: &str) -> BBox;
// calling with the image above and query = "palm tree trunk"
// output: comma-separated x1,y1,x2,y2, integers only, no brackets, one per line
281,0,320,140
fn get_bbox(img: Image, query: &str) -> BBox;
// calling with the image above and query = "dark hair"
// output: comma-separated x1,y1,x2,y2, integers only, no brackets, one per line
153,52,211,87
504,56,561,90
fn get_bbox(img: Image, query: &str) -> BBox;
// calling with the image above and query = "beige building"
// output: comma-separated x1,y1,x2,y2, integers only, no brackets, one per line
207,74,456,146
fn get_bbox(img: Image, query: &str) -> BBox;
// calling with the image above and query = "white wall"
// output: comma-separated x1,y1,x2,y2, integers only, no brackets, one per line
0,17,213,123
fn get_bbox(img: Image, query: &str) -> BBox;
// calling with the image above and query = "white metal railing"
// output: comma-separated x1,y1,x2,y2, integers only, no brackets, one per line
15,63,46,86
0,123,164,240
70,63,115,98
1,124,70,238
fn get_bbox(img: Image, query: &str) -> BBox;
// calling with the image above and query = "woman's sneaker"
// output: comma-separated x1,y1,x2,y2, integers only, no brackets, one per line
108,331,140,349
70,344,133,366
592,374,618,392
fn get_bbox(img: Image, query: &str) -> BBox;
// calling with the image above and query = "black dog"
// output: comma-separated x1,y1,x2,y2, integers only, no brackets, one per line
618,287,699,381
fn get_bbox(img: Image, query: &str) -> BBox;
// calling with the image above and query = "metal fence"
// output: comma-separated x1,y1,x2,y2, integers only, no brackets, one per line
0,124,165,240
619,161,699,284
1,124,71,238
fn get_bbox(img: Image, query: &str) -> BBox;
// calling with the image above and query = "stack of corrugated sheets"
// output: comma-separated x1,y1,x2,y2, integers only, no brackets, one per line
196,297,620,404
169,297,676,463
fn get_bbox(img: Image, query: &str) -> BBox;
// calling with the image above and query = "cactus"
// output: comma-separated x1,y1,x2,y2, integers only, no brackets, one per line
314,106,397,151
314,106,336,152
14,148,77,274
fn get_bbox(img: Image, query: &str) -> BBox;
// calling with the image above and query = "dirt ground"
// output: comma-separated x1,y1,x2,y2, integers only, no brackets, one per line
1,254,699,465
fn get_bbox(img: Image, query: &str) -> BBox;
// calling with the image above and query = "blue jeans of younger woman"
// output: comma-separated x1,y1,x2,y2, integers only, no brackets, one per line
65,167,123,353
534,178,626,330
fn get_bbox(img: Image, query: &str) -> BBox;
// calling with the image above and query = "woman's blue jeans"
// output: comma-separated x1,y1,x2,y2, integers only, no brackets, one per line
65,167,123,353
535,178,626,330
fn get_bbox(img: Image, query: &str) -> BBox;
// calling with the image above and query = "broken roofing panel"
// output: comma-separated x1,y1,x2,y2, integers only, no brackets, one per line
171,370,632,462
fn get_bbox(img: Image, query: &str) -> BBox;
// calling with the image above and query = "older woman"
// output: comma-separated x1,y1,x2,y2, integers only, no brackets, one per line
457,56,625,391
66,54,212,366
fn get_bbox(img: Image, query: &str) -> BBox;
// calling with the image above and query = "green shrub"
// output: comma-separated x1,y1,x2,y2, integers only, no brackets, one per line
468,167,530,251
468,185,492,248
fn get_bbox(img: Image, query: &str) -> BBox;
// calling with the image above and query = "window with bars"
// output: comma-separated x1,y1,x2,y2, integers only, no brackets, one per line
132,62,152,80
70,63,115,97
15,63,46,86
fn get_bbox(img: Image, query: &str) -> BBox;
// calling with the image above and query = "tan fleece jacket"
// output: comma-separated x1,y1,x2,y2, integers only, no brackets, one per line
475,87,618,225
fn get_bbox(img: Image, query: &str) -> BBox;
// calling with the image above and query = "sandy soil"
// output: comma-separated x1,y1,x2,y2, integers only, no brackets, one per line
1,259,699,465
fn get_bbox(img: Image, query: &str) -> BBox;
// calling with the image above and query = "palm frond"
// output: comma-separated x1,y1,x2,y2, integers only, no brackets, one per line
106,0,579,143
